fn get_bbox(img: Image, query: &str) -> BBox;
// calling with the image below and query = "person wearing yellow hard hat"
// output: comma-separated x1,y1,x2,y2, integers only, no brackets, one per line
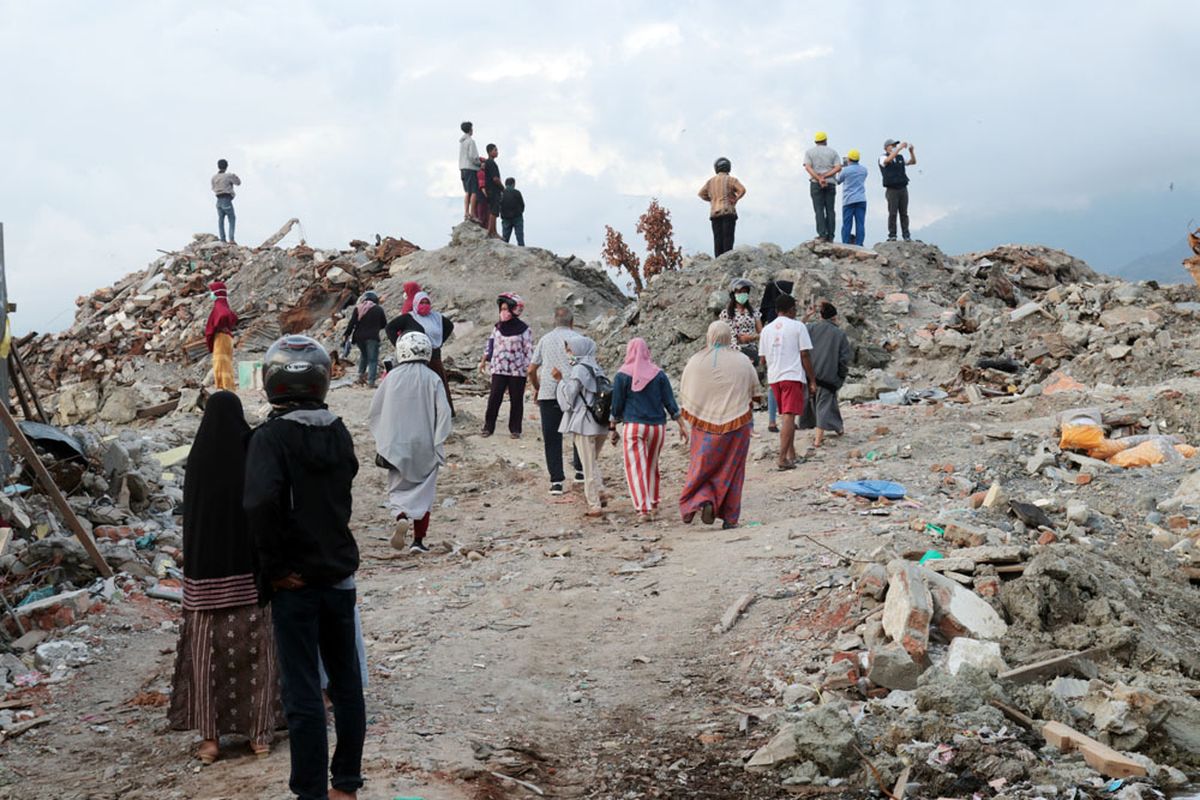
881,139,917,241
803,131,841,242
836,149,869,245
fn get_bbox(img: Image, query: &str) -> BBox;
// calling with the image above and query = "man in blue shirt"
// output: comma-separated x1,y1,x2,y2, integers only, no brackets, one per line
837,150,868,246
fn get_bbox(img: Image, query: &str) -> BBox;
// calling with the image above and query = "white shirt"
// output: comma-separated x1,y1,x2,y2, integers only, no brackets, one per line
759,316,812,384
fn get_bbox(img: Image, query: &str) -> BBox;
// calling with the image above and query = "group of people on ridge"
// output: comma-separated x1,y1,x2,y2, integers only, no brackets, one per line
458,121,526,245
697,133,918,257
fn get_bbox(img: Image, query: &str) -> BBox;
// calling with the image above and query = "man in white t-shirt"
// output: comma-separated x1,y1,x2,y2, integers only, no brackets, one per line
759,292,814,470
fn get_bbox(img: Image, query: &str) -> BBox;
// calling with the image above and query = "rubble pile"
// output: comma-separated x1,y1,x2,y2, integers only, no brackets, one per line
604,239,1200,407
22,226,419,425
735,398,1200,796
373,221,629,373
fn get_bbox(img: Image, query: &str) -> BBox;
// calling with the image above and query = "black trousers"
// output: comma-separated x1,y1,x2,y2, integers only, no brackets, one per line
273,585,365,800
810,183,837,240
886,187,910,239
711,215,737,257
484,374,526,435
538,399,583,483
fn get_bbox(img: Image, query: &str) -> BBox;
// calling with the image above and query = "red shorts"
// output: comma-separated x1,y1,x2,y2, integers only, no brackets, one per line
771,381,807,415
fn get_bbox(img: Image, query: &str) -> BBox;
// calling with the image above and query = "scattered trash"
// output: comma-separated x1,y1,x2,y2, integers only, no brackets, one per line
830,480,907,500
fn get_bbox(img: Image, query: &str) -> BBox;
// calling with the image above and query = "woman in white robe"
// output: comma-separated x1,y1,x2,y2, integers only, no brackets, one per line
369,332,453,553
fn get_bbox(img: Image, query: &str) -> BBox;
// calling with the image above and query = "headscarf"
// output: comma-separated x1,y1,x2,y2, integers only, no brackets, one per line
679,320,760,433
395,331,433,364
567,335,603,393
181,391,252,583
401,281,421,314
761,278,795,325
496,293,528,337
618,337,660,393
204,281,239,351
411,291,445,348
355,291,378,321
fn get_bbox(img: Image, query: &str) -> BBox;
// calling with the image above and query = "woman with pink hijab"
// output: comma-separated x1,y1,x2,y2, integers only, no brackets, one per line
609,338,687,522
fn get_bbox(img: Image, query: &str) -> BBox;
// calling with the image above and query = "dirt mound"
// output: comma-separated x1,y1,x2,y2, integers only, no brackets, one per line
372,221,629,370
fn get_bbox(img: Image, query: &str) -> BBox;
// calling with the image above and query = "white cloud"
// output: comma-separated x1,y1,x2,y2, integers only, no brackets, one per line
622,22,681,56
468,50,591,83
766,46,833,65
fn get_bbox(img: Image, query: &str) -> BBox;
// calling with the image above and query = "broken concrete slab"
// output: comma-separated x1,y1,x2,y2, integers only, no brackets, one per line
744,724,799,773
998,646,1112,685
945,637,1008,676
882,560,934,661
922,567,1008,641
867,642,922,690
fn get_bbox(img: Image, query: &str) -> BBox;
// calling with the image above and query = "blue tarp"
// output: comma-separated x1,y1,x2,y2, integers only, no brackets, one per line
830,480,907,500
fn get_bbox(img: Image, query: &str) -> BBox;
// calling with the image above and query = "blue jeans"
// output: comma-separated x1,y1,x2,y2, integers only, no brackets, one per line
356,339,379,386
768,388,778,427
272,585,366,800
216,196,236,242
842,202,866,246
502,215,525,246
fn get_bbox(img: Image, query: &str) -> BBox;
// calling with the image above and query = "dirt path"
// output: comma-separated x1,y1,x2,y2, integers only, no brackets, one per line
0,386,982,800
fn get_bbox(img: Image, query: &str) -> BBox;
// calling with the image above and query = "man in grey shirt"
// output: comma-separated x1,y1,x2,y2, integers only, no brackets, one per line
528,306,583,494
458,121,481,223
803,132,841,243
211,159,241,244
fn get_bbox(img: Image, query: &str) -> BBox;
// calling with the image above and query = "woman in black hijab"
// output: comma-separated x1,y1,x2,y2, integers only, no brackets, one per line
168,391,282,764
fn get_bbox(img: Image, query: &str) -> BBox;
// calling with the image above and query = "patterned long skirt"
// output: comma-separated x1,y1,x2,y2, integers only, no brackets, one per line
168,603,283,744
678,422,751,525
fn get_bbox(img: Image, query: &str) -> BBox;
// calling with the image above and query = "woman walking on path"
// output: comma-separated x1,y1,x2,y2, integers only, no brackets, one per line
556,335,609,517
370,332,453,554
168,391,282,764
480,293,533,438
678,321,761,529
386,289,457,415
609,338,686,522
205,281,238,391
343,290,388,388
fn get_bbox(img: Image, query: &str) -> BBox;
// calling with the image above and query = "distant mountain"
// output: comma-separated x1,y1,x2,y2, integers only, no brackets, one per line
917,188,1198,281
1118,236,1194,283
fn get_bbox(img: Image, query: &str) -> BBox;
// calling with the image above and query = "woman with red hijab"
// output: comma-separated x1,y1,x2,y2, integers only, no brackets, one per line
205,281,238,391
609,338,686,522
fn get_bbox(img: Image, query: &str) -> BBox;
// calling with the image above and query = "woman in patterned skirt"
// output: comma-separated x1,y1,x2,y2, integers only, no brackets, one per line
168,391,283,764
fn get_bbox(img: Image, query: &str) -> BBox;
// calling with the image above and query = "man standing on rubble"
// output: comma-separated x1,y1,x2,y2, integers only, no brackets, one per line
245,335,365,800
459,122,481,223
529,306,584,495
698,157,747,258
803,132,841,242
211,159,241,245
880,139,916,242
837,150,868,245
759,293,814,470
500,177,525,246
483,144,503,239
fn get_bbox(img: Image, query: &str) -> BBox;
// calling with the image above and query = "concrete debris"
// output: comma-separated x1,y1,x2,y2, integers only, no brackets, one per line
944,637,1008,676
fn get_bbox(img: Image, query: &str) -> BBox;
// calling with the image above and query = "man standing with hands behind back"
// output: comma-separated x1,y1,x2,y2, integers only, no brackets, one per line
880,139,917,242
803,132,841,242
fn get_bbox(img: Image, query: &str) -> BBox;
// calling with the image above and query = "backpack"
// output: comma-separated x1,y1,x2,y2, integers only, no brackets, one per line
582,366,613,427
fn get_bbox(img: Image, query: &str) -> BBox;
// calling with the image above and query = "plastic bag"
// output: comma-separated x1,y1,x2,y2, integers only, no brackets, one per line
1060,422,1104,452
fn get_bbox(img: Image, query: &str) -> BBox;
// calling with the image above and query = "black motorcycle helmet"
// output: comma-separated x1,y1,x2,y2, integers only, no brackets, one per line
361,290,379,303
714,157,732,174
262,335,331,405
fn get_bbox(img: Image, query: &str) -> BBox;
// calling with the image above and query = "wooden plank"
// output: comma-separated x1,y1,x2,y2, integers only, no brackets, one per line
713,593,756,634
998,646,1111,684
135,398,179,419
990,699,1035,728
995,564,1027,575
11,348,48,423
1041,721,1147,779
0,403,111,577
6,355,34,421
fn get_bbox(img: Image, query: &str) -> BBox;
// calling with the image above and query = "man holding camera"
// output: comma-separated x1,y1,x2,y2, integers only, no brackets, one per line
880,139,917,242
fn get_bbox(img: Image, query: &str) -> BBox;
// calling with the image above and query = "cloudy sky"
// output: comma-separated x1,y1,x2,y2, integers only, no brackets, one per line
2,1,1197,334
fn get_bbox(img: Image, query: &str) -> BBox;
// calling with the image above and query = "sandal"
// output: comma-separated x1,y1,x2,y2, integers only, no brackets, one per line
198,739,219,765
251,741,271,758
700,502,716,525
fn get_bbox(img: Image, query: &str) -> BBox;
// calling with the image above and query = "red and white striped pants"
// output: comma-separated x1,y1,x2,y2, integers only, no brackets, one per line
622,422,666,514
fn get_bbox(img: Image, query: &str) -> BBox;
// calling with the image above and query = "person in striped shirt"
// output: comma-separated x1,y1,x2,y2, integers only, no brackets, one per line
609,338,686,522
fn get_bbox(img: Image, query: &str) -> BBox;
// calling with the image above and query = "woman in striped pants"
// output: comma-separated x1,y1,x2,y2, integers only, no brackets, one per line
609,339,687,522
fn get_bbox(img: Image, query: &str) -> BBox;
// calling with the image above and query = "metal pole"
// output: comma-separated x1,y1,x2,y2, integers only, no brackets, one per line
0,223,10,474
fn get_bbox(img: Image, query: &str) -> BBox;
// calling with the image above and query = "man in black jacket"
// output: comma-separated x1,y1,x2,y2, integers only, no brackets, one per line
500,177,525,246
245,336,364,800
